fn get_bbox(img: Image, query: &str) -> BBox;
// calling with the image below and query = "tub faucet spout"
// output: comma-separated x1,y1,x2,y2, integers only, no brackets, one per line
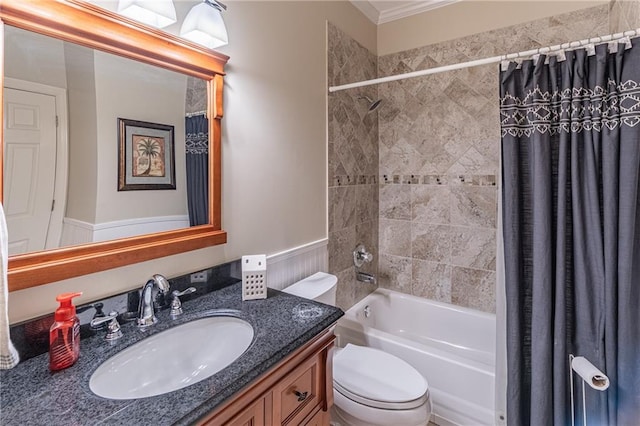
137,274,171,328
356,271,376,284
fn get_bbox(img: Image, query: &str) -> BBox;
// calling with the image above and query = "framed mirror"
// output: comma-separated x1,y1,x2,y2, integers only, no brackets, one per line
1,0,228,291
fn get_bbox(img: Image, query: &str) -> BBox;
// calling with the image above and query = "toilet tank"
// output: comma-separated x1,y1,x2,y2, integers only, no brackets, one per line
282,272,337,306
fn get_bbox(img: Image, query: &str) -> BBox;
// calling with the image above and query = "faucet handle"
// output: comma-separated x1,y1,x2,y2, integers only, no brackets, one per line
83,302,107,330
90,311,123,341
353,244,374,267
170,287,196,318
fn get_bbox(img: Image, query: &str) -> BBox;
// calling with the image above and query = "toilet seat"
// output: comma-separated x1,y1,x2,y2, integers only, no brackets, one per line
333,344,429,410
334,381,429,410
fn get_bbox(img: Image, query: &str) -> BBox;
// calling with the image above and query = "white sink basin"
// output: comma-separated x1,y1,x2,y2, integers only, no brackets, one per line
89,315,254,400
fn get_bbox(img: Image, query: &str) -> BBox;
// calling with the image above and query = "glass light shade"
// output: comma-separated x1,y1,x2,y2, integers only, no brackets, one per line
180,2,228,49
117,0,177,29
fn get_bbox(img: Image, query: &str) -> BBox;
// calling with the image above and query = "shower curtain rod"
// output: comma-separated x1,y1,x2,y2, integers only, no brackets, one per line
328,28,640,93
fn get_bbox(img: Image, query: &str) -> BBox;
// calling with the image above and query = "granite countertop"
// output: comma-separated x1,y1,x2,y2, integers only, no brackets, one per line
0,283,343,425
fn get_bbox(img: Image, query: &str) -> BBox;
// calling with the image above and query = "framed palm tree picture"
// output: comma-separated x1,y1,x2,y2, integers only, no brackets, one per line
118,118,176,191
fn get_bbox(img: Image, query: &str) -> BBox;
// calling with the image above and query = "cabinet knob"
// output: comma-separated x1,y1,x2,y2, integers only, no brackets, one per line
293,390,308,402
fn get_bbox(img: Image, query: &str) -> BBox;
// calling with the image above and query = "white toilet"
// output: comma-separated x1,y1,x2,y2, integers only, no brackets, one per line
282,272,432,426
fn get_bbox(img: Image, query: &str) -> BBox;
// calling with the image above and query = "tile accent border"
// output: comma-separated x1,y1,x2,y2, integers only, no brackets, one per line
332,175,378,186
379,174,497,186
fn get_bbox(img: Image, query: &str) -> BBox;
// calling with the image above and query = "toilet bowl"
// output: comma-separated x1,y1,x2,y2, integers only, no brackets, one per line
282,272,432,426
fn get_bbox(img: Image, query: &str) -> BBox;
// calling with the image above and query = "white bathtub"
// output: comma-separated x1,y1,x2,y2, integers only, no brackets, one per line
334,288,496,426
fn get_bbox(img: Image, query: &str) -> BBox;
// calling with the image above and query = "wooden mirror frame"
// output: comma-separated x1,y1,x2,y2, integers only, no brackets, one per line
0,0,228,291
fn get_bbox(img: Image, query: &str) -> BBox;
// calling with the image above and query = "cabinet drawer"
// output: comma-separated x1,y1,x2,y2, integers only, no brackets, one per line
274,353,322,425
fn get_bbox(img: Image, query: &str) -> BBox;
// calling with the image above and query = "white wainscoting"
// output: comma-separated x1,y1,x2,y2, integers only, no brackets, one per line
265,239,329,291
61,215,190,246
60,218,93,246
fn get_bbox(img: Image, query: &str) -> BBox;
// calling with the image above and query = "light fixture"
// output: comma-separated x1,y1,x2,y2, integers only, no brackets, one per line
180,0,228,49
117,0,177,29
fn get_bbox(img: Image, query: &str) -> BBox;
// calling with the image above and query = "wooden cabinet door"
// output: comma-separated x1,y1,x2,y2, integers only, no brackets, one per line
221,393,272,426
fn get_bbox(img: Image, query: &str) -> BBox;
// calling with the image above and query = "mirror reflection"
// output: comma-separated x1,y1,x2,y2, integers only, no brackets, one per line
3,25,209,256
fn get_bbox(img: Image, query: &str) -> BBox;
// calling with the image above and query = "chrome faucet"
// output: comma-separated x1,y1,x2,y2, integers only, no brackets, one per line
353,244,374,268
137,274,171,328
354,244,377,284
356,271,377,284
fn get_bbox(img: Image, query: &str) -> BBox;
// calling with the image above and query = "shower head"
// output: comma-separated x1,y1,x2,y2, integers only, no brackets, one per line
358,95,382,112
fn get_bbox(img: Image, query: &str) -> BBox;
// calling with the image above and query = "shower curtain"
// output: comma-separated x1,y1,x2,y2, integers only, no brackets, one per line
185,114,209,226
500,41,640,425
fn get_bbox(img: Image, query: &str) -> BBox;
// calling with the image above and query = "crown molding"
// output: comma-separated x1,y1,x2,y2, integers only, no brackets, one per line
350,0,381,24
351,0,461,25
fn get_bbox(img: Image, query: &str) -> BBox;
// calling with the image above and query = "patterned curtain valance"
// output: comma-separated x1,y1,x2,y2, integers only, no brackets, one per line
500,79,640,137
186,132,209,154
185,113,209,155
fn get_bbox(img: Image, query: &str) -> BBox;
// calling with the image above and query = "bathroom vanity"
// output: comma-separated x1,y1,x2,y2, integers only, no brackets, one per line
0,282,342,425
202,324,335,425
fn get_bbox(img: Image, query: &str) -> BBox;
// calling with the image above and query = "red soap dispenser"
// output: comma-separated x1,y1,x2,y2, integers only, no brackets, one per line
49,292,82,371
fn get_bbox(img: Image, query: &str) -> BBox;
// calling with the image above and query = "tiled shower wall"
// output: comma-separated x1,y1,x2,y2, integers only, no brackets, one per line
328,2,635,314
610,0,640,32
327,23,379,311
376,5,610,313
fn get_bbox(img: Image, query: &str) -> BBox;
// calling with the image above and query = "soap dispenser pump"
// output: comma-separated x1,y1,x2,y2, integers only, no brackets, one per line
49,292,82,371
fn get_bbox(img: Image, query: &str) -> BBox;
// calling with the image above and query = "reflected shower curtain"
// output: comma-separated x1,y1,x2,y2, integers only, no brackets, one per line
186,114,209,226
500,42,640,425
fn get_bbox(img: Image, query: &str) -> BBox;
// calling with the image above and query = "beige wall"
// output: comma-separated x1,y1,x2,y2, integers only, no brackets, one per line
93,52,188,223
378,0,609,55
65,43,99,223
8,1,376,323
4,26,68,89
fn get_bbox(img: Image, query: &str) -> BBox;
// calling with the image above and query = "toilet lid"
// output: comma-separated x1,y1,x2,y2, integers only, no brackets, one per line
333,344,429,409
